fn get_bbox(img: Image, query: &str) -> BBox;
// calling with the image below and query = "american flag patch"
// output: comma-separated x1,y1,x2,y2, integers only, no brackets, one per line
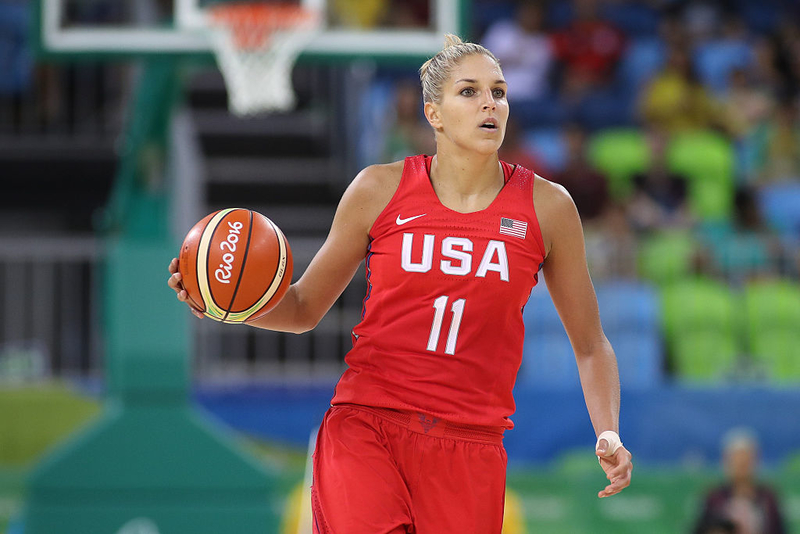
499,217,527,239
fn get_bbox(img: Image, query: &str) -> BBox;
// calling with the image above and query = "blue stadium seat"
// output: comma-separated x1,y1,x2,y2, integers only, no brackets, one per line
735,2,780,34
617,37,666,96
757,181,800,238
606,331,663,388
521,282,579,388
596,280,663,388
601,3,660,37
577,89,635,131
694,40,754,96
514,94,569,129
524,127,567,173
595,280,660,335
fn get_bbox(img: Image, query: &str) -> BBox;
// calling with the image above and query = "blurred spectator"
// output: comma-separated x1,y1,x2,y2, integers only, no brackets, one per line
679,0,724,44
382,0,429,28
693,428,787,534
550,123,609,223
704,187,786,284
639,44,723,134
329,0,388,29
550,0,627,103
626,128,692,233
721,68,774,144
498,118,550,177
744,95,800,184
584,202,638,280
381,80,435,162
481,3,554,102
771,21,800,96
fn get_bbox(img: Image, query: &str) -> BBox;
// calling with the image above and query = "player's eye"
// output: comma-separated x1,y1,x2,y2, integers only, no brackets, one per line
492,88,506,98
460,87,475,97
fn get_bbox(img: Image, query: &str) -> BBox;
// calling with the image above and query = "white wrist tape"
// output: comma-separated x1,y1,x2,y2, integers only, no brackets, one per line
596,430,622,457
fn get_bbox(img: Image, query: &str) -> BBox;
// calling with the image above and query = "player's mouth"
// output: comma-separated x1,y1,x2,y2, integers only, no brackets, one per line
479,118,499,132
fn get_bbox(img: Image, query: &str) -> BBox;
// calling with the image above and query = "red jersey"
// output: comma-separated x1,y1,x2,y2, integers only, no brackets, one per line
331,155,546,429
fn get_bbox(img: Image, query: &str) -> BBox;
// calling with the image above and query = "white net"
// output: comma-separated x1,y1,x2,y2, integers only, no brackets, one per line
206,4,320,116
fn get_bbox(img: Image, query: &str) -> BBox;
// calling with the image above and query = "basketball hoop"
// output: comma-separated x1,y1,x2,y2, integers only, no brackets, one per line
205,3,321,116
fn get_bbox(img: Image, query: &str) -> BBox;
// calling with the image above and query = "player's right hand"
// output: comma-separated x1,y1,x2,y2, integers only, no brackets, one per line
168,257,204,319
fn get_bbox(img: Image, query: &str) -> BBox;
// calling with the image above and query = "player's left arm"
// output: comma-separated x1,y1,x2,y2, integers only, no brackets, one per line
535,178,633,498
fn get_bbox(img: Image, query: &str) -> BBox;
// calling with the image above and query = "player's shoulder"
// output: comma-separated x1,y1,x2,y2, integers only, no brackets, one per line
351,160,404,199
336,160,405,227
532,174,580,256
533,174,576,214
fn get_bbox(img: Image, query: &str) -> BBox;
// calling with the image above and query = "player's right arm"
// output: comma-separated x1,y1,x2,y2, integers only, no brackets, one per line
168,162,402,334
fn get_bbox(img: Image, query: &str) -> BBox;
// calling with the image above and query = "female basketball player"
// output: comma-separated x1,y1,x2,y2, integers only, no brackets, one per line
169,34,633,533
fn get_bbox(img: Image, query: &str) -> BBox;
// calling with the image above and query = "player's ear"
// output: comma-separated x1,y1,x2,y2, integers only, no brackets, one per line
424,101,442,129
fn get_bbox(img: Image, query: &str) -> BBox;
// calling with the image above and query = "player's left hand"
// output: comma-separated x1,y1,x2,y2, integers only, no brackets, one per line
595,441,633,498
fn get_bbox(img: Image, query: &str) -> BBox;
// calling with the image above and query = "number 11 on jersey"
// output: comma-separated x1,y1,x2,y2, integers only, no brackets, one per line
427,296,466,355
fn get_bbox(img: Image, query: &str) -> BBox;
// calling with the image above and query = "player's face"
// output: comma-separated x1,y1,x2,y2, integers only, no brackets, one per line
426,53,509,155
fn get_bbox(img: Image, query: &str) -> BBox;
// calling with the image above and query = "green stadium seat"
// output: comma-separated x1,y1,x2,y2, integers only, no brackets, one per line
588,128,651,199
661,278,739,381
666,130,735,221
638,230,697,285
744,280,800,382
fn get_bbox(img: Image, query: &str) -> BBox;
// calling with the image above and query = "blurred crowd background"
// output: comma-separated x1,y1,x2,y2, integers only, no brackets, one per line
1,0,800,532
358,0,800,387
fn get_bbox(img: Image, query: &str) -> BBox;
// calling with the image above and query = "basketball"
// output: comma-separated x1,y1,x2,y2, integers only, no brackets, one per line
178,208,293,323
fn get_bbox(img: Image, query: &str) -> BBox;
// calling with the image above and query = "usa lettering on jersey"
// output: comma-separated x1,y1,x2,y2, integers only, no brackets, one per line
400,233,509,281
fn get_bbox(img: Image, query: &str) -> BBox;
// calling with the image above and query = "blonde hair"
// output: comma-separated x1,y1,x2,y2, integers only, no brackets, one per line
419,34,500,104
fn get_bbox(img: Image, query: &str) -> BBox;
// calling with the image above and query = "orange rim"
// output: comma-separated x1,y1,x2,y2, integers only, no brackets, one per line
208,3,318,50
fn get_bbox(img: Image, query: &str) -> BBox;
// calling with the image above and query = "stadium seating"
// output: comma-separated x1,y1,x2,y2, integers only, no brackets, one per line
521,282,578,388
757,181,800,238
588,128,651,199
638,230,698,285
595,280,663,388
601,3,661,37
694,40,754,96
666,130,736,221
524,127,568,173
744,279,800,382
616,37,667,96
661,278,739,381
522,280,664,389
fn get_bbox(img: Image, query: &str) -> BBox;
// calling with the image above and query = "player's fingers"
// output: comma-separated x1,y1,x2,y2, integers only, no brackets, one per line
608,460,632,480
168,257,178,274
595,439,610,457
168,272,183,291
598,474,630,498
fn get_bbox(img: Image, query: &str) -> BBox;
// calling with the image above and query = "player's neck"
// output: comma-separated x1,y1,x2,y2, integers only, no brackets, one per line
429,150,504,213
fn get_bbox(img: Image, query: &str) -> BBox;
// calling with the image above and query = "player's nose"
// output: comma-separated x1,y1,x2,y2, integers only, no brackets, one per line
480,90,496,110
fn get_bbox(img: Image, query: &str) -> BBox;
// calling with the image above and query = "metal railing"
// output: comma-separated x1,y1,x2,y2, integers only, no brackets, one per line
0,237,103,381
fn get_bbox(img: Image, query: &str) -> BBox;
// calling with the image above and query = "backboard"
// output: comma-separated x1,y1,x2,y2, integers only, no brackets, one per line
34,0,469,62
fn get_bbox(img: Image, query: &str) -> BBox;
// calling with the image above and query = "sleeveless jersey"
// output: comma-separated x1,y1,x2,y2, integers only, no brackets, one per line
331,155,546,429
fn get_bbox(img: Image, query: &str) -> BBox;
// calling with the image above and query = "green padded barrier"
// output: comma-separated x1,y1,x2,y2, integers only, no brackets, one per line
637,231,697,286
666,130,735,221
506,464,800,534
661,278,740,381
588,128,651,200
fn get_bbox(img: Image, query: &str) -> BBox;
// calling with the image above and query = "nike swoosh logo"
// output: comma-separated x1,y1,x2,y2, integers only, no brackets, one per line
396,213,427,225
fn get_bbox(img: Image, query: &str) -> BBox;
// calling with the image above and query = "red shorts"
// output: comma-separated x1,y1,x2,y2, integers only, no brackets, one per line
311,404,507,534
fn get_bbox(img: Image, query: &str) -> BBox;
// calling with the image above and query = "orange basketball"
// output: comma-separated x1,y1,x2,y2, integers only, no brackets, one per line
178,208,293,323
